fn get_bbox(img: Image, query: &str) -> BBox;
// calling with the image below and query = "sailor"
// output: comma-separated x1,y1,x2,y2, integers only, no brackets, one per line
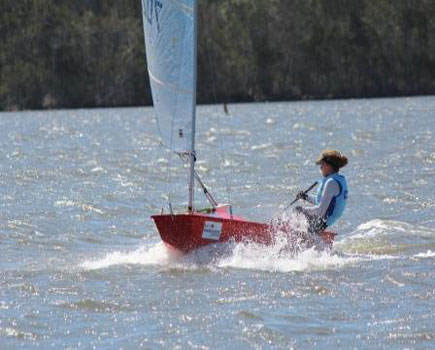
295,149,348,235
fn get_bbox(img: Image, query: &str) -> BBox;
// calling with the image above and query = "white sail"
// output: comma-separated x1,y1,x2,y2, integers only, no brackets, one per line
141,0,197,154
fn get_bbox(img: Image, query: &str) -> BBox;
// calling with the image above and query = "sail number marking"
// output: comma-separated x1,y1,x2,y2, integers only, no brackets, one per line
143,0,163,32
202,222,223,241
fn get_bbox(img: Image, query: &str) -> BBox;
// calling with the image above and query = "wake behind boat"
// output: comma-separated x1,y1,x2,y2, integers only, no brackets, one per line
140,0,335,253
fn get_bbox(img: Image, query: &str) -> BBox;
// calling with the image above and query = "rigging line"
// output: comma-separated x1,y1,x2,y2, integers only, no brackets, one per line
161,141,174,213
178,153,218,208
202,10,233,207
150,112,171,213
161,30,190,214
163,10,196,213
164,92,179,214
160,83,180,214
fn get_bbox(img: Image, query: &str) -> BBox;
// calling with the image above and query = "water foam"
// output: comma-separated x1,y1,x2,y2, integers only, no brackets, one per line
335,219,435,255
79,212,374,273
414,250,435,258
79,240,368,274
80,243,175,271
349,219,435,238
216,242,362,273
54,200,105,214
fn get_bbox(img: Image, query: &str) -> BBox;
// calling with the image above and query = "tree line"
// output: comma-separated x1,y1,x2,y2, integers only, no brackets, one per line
1,0,434,110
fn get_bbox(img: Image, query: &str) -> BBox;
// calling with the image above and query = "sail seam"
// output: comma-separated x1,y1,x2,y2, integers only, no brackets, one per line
148,70,193,95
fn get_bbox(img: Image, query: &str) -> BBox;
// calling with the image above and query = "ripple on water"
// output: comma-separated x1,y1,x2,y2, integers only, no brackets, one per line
2,99,435,349
56,299,131,313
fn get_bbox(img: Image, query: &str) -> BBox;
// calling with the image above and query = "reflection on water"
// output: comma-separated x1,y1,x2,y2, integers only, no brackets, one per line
1,97,435,349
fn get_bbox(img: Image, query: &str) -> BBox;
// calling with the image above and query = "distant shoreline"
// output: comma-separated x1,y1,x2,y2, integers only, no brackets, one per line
1,0,434,111
2,94,433,113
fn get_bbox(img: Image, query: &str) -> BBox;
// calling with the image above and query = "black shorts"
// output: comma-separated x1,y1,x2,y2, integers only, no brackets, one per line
307,216,327,235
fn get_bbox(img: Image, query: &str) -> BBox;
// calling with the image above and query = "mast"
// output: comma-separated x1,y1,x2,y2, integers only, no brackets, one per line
188,0,198,213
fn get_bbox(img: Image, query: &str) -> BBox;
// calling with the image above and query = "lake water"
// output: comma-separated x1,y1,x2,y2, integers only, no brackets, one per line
1,96,434,349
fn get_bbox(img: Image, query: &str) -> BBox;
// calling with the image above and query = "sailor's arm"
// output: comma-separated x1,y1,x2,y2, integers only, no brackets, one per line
299,180,340,218
296,192,316,204
305,194,316,205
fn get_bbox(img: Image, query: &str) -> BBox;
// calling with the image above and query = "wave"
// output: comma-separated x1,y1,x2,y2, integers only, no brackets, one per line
79,240,378,274
413,250,435,258
54,200,105,214
78,218,435,273
349,219,435,238
79,243,174,271
213,242,365,273
335,219,435,255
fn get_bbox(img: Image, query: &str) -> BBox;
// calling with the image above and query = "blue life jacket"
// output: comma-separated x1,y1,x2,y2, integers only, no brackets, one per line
315,173,348,226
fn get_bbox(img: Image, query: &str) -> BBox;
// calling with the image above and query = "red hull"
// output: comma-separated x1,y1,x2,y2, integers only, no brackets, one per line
152,213,272,252
152,207,336,253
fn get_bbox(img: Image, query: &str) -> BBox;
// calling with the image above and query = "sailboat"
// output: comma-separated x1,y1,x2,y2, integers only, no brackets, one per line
140,0,335,252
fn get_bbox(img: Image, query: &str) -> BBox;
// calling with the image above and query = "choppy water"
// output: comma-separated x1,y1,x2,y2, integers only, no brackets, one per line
1,96,435,349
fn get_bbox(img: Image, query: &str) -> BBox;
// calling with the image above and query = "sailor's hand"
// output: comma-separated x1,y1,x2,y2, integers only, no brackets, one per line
296,191,308,201
294,206,303,213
